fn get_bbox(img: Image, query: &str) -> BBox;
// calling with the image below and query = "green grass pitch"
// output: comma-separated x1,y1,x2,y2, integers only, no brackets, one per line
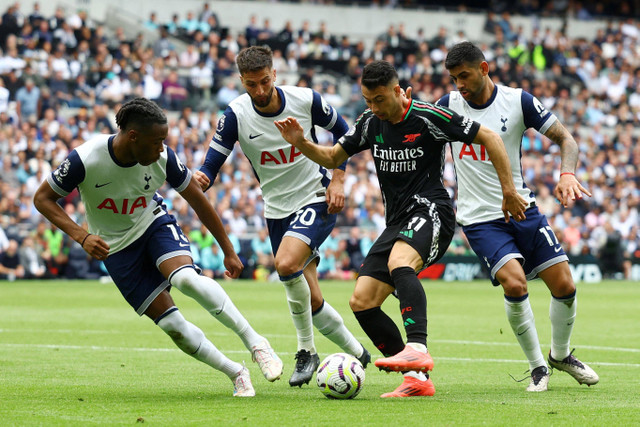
1,279,639,425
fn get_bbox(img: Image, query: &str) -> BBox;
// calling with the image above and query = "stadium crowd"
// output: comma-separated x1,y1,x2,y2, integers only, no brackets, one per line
0,1,638,281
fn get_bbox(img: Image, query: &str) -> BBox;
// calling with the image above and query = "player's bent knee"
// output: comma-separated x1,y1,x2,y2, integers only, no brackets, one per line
156,308,203,354
501,278,528,298
274,256,303,277
349,292,375,312
169,266,200,296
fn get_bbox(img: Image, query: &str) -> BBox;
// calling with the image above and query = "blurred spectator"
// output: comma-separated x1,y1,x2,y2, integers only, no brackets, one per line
0,239,25,281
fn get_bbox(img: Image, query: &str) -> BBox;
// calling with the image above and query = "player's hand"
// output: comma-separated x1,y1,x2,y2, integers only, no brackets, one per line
326,179,345,214
83,234,110,260
223,253,244,279
502,190,528,223
194,171,210,191
554,173,591,208
274,117,305,147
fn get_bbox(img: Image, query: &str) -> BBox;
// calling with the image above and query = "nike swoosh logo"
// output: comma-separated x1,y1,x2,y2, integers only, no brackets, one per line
178,242,190,247
554,246,562,253
95,182,112,188
292,224,308,230
517,328,529,336
249,133,263,139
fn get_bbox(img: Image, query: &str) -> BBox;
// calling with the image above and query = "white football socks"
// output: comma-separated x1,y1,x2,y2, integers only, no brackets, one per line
549,293,577,360
156,308,242,379
313,300,362,357
281,272,315,354
170,267,263,350
504,295,546,371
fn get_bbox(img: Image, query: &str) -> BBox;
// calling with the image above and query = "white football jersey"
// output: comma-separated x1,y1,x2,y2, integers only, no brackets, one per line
201,86,347,219
438,85,556,225
47,134,191,253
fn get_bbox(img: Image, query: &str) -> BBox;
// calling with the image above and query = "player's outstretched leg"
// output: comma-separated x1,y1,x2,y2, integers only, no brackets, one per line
156,307,255,397
170,266,283,382
548,349,599,386
313,300,371,368
381,371,435,398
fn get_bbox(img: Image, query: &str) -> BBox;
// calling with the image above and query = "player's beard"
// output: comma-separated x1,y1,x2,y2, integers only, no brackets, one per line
251,86,274,108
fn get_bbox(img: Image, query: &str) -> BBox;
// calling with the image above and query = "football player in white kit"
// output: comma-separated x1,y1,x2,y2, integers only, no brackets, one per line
440,41,599,391
195,46,370,387
34,98,283,397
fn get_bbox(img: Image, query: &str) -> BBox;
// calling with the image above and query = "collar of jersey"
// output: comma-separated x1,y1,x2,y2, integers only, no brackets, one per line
251,86,286,117
466,85,498,110
400,98,414,122
108,134,137,168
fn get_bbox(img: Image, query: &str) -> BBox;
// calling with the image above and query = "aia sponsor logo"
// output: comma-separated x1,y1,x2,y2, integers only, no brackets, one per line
97,197,147,214
260,146,302,165
459,144,490,161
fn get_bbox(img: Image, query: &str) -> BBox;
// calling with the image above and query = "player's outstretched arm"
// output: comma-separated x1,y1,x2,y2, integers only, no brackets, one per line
274,117,349,169
179,177,243,279
34,181,110,260
473,125,528,222
543,121,592,207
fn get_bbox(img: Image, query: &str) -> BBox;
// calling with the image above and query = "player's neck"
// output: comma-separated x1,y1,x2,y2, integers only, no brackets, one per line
472,78,495,105
112,133,135,164
390,97,411,124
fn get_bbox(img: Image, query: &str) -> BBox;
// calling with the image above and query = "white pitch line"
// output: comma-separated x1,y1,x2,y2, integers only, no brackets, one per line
1,343,639,368
2,329,639,353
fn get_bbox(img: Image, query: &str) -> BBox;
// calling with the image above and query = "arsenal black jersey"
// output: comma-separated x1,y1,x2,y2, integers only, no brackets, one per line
339,99,480,225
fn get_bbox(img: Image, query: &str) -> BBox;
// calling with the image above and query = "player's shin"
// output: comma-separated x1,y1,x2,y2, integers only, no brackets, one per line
281,271,315,353
156,307,242,378
313,300,363,357
392,267,428,347
170,266,262,349
549,291,577,360
353,306,404,357
504,294,546,370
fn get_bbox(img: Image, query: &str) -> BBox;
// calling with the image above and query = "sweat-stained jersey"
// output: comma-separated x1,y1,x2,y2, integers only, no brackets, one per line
200,86,348,219
438,85,557,226
339,99,480,226
47,134,191,253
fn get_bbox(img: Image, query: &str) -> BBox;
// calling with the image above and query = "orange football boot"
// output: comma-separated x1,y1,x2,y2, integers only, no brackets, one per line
381,376,435,398
374,345,434,372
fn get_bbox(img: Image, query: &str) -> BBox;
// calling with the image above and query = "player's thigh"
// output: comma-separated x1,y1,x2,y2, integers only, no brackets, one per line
495,258,528,297
350,275,395,311
537,261,575,297
463,219,523,286
275,236,312,273
388,240,422,272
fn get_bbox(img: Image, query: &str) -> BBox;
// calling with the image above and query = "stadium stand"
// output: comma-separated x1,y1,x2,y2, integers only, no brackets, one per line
0,0,638,281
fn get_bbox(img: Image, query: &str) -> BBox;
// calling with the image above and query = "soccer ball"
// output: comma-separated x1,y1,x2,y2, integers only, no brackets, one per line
316,353,365,399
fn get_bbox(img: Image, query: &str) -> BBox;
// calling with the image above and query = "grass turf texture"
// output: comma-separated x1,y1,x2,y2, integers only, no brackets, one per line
1,279,638,426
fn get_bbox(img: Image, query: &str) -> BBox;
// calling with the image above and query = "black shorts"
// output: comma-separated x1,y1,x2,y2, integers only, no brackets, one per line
358,198,455,286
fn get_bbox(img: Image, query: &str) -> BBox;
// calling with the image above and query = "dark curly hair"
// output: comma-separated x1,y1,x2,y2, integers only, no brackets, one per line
115,97,167,131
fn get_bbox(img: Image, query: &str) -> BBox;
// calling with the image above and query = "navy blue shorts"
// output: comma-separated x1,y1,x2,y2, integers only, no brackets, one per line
462,206,569,286
267,202,336,263
103,214,192,315
358,199,455,286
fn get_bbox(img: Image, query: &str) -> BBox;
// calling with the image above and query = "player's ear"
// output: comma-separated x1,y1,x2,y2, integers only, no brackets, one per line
480,61,489,75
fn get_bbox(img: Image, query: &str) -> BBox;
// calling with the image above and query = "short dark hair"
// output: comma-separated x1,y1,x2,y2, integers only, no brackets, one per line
236,46,273,75
115,97,167,131
361,60,398,90
445,41,486,70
